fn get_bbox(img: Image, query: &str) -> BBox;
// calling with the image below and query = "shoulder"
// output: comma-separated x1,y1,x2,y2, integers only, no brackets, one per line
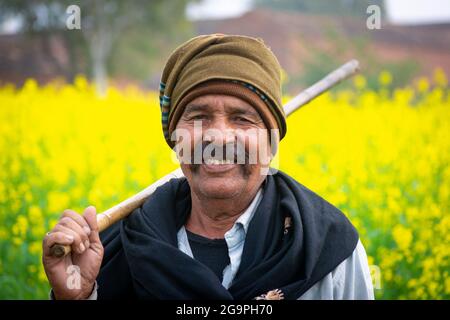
298,240,375,300
333,240,373,290
273,169,355,224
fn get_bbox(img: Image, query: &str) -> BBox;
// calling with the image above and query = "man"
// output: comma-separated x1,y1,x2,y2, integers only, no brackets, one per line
43,34,374,300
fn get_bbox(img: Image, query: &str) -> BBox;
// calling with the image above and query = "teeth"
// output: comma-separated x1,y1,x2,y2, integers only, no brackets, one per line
204,159,233,165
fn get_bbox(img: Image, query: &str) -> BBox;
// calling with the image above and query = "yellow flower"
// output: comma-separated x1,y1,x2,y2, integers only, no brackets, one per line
47,191,70,213
1,73,449,298
0,228,7,240
445,278,450,295
12,216,28,237
378,71,392,86
393,225,413,251
433,68,448,87
28,241,42,256
28,205,43,221
416,77,429,93
353,75,367,90
12,237,23,246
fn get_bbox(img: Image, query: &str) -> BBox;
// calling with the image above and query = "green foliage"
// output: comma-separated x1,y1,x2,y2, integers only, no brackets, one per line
0,0,194,83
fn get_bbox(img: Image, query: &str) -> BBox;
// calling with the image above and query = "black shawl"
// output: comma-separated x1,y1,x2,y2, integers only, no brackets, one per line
97,170,358,299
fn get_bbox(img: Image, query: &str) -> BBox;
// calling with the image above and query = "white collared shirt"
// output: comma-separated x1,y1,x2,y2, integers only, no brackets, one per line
177,188,263,289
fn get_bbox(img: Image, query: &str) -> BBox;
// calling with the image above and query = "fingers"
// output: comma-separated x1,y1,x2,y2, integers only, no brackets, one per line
83,206,98,232
83,206,101,245
43,206,102,258
58,216,91,252
62,209,92,236
52,224,87,255
43,231,74,256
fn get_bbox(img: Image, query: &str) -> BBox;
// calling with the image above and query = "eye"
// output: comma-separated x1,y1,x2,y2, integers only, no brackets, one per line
234,116,252,123
190,114,207,120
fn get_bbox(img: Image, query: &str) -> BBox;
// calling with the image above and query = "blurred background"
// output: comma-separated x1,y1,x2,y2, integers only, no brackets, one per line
1,0,450,93
0,0,449,299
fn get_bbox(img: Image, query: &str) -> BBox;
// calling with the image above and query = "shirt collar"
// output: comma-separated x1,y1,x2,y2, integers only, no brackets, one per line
223,186,263,245
235,187,263,234
178,186,264,251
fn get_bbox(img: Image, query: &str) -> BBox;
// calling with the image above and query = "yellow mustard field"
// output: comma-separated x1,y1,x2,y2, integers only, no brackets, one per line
0,72,449,299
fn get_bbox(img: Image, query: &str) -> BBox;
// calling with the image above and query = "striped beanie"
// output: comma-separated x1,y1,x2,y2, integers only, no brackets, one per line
159,34,287,148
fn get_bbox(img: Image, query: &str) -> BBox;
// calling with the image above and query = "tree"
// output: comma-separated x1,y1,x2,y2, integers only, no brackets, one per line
0,0,193,95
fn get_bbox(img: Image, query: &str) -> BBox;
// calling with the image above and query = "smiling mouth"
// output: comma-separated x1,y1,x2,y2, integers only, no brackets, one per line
204,159,233,165
201,159,236,173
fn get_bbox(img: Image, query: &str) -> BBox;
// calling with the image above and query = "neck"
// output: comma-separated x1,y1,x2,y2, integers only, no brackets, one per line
185,187,261,239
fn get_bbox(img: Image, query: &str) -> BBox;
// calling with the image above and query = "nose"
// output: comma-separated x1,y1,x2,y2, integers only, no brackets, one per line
203,116,235,145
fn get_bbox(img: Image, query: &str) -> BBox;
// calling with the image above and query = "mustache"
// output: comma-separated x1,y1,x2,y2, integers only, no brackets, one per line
188,140,250,165
187,141,253,177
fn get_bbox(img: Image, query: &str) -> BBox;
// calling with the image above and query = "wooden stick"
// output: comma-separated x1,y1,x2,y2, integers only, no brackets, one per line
283,59,359,116
50,59,360,258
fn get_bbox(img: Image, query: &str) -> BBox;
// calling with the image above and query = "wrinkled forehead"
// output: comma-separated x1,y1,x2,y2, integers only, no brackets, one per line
183,94,262,117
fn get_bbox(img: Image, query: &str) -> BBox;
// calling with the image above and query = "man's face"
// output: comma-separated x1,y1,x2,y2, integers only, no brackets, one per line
174,94,273,200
